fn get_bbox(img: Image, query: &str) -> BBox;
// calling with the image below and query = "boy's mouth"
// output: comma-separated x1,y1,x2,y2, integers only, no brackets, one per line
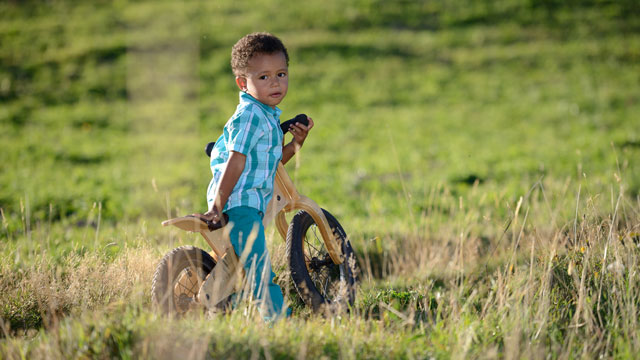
270,92,282,98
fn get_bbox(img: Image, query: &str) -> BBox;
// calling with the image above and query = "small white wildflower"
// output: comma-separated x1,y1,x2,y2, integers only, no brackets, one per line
606,261,625,275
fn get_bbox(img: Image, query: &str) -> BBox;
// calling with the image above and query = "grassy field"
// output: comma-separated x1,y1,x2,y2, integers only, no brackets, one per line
2,0,640,358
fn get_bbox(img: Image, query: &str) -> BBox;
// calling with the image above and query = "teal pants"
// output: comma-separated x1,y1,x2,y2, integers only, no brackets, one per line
226,206,290,321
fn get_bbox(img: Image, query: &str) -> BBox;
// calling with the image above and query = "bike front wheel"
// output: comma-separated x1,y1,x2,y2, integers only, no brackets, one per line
286,209,357,312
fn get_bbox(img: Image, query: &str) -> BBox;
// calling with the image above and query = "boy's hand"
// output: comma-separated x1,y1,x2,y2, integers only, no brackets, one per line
197,206,222,223
281,116,313,164
289,116,314,147
192,206,228,231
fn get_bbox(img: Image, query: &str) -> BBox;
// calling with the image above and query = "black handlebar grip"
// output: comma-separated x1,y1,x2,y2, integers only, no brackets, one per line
280,114,308,134
205,141,216,157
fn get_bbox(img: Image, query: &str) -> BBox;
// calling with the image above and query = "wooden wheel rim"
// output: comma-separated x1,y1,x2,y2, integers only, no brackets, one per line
173,267,205,313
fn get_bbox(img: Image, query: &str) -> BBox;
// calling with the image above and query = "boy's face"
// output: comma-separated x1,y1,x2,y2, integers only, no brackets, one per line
236,51,288,108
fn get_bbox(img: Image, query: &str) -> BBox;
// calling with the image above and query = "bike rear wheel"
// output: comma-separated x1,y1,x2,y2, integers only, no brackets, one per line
286,209,357,312
151,246,215,315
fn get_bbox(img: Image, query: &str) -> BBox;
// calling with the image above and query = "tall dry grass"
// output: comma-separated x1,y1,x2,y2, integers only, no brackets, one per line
353,178,640,357
2,179,639,358
1,246,157,335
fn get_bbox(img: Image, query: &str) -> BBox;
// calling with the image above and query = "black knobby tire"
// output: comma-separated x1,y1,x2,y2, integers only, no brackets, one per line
287,209,357,312
151,246,216,315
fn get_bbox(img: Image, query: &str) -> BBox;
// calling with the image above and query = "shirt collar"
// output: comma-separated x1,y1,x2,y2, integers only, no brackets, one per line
239,91,282,118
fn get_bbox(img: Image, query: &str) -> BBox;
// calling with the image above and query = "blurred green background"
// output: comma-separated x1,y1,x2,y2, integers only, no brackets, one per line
1,0,639,236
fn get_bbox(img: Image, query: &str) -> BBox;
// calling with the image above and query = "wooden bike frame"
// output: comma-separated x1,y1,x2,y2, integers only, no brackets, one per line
162,162,344,265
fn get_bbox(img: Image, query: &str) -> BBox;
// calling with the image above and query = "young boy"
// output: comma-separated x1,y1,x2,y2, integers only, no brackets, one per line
200,32,313,321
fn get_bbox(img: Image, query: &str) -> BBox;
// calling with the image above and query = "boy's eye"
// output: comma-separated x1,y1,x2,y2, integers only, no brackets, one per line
277,72,287,78
259,75,268,80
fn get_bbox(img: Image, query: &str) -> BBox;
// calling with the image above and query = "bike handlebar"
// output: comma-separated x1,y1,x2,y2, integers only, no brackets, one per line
204,114,309,157
205,141,216,158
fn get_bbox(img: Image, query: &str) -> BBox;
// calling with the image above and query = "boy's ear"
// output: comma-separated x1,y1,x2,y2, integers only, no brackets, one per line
235,76,247,91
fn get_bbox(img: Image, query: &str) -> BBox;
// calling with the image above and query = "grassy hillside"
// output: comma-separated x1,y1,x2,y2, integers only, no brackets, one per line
1,0,640,358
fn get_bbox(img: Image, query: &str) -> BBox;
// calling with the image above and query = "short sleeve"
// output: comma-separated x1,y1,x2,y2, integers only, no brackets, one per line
226,107,263,155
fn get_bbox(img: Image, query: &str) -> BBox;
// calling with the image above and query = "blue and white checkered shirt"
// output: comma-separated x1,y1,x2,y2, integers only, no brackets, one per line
207,92,284,214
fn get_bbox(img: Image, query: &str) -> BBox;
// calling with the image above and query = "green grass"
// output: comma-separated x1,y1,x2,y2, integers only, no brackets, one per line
2,0,640,358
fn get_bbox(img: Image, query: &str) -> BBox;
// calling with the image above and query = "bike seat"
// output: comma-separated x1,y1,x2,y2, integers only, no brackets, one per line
162,214,228,232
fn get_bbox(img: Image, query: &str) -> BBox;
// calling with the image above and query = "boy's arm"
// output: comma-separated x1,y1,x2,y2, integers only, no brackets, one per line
201,151,246,222
282,117,314,165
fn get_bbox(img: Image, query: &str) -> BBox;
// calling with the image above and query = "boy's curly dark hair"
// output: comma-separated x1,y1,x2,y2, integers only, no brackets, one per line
231,32,289,76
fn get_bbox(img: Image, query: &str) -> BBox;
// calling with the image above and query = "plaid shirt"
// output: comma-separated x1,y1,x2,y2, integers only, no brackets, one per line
207,92,284,214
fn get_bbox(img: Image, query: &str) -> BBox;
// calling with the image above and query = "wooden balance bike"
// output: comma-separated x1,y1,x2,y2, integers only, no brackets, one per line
151,115,357,315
